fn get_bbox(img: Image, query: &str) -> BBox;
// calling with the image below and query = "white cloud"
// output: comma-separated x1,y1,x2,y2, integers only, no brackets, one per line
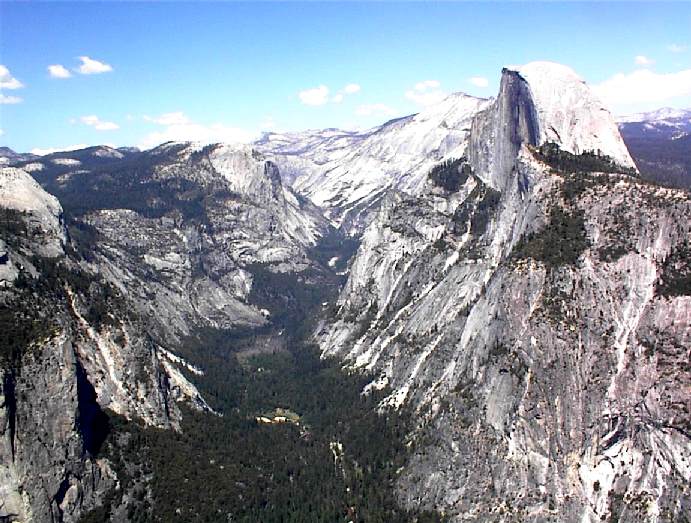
30,144,89,156
594,68,691,108
343,83,361,94
333,83,361,103
414,80,440,91
0,94,22,104
0,129,4,136
299,85,330,106
469,76,489,88
0,65,23,90
405,79,447,107
139,111,257,149
80,115,119,131
76,56,113,75
634,55,654,66
355,103,397,117
300,83,361,106
48,64,72,78
667,43,687,53
144,111,190,126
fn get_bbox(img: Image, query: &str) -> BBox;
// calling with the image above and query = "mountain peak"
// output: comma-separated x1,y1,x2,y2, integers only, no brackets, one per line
507,60,583,81
506,60,636,169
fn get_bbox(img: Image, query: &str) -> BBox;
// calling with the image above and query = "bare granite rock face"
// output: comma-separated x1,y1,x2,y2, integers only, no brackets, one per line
256,93,491,234
0,332,117,522
317,64,690,522
0,142,332,521
1,62,688,522
0,166,210,521
29,142,332,343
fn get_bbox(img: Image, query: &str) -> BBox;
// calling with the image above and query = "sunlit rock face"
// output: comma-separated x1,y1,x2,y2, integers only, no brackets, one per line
0,144,332,522
0,60,687,522
317,63,689,522
0,167,196,522
257,62,634,239
256,93,491,234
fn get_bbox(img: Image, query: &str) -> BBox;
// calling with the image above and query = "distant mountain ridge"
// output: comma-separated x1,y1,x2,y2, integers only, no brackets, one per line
257,62,635,234
618,107,691,189
618,107,691,139
1,61,689,522
0,146,38,166
256,92,492,234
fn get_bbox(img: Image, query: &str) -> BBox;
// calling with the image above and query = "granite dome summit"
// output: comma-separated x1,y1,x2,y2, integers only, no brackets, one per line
1,61,688,522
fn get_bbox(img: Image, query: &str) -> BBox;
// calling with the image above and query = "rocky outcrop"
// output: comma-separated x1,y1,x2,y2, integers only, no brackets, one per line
469,62,636,191
509,62,636,169
257,93,490,234
317,64,690,522
0,167,66,258
72,142,331,342
0,141,338,520
0,332,116,522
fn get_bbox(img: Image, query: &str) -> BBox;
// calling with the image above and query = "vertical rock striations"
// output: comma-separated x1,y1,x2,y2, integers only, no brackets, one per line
318,62,689,522
0,140,333,522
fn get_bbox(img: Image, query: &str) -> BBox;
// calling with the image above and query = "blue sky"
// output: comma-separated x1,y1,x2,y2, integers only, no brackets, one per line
1,1,690,153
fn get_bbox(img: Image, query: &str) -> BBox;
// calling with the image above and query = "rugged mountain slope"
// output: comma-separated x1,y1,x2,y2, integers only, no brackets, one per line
21,142,331,341
0,147,38,166
618,109,691,190
257,93,491,234
0,167,208,522
618,108,691,140
317,63,690,522
0,143,339,522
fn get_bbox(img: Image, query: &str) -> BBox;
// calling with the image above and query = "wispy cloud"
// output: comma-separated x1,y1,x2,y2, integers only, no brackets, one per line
355,103,397,117
414,80,440,91
299,85,330,106
667,43,687,53
0,94,22,105
144,112,189,126
469,76,489,88
139,111,256,149
634,55,654,66
594,68,691,108
260,116,277,131
80,115,119,131
343,83,361,95
48,64,72,79
0,65,23,90
299,83,361,106
332,83,361,103
77,56,113,75
405,79,447,106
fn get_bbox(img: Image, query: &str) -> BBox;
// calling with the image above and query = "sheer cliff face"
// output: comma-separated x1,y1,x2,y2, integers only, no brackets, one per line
0,144,331,522
468,68,540,190
30,142,331,342
469,62,635,191
318,64,690,521
257,94,491,234
0,168,201,522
